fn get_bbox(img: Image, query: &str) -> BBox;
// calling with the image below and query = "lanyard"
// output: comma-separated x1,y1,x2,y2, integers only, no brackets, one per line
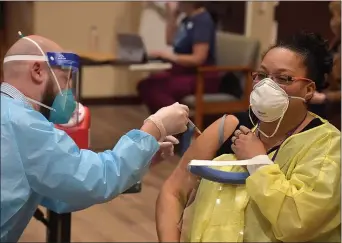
257,113,308,162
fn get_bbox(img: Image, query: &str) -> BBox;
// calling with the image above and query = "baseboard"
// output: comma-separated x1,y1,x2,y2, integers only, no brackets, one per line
81,95,142,106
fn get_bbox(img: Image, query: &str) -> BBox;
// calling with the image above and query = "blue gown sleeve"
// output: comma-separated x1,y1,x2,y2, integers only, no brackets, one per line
12,109,159,210
40,197,86,213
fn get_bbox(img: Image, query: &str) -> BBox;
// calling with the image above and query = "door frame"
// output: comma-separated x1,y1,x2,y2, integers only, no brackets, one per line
0,1,6,80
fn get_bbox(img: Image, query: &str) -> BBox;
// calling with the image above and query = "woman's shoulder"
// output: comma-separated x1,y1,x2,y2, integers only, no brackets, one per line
203,114,240,138
216,111,254,156
319,120,340,137
190,10,215,26
310,113,340,135
291,117,340,154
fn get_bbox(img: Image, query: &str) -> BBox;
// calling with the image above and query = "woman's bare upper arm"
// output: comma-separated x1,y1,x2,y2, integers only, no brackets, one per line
161,115,239,203
192,43,210,65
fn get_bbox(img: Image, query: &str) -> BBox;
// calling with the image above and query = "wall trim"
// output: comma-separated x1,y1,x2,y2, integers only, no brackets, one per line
244,1,253,37
82,95,141,106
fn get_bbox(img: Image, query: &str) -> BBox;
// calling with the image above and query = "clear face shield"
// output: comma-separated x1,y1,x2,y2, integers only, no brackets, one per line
3,37,81,124
46,52,80,125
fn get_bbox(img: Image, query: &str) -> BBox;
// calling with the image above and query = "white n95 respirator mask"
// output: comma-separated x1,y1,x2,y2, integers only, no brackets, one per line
249,78,306,138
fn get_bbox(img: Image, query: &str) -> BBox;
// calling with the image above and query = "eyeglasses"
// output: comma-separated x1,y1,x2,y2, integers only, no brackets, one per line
251,71,313,85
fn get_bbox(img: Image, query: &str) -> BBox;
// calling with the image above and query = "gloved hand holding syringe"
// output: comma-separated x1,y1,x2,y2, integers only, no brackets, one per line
152,119,201,164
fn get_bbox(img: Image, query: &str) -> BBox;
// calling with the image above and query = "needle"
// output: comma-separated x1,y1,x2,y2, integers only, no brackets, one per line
188,119,202,135
18,31,24,38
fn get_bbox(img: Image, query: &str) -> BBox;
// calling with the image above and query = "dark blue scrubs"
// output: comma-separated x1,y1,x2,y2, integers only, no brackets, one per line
138,10,220,114
173,11,216,65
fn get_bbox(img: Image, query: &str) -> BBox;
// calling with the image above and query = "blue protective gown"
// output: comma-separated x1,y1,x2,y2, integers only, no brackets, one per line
1,92,160,242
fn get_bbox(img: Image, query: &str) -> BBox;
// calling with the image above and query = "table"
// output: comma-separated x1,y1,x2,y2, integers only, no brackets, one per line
77,52,122,102
76,52,171,102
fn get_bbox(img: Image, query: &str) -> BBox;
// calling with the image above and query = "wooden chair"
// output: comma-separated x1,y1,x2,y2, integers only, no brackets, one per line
181,32,260,130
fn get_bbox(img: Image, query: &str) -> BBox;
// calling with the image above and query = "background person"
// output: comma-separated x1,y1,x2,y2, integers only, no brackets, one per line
137,1,220,114
309,1,340,129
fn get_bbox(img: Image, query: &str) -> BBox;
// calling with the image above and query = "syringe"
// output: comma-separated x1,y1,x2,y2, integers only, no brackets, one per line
188,119,202,135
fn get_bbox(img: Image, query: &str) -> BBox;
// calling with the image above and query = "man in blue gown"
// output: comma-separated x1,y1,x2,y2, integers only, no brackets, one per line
1,35,190,242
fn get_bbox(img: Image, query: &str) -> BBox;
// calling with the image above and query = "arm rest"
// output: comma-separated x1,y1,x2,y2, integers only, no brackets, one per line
193,65,253,129
195,65,253,97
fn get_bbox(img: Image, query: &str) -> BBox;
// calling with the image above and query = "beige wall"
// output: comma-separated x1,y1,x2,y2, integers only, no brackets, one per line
245,1,278,63
5,1,278,98
139,2,170,52
34,1,145,98
4,2,145,98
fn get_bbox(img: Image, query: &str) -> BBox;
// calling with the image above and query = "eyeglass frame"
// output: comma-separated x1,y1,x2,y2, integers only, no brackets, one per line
251,71,314,85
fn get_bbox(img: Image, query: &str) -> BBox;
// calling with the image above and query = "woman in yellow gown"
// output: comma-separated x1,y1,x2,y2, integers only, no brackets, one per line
156,31,341,242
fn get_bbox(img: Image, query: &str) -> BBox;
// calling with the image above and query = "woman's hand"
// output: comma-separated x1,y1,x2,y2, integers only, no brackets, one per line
231,126,267,160
165,2,180,17
310,91,327,104
151,136,179,166
149,50,177,62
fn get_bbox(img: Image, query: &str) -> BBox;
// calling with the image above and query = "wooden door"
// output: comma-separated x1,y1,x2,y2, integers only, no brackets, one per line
0,1,5,81
205,1,246,34
275,1,333,42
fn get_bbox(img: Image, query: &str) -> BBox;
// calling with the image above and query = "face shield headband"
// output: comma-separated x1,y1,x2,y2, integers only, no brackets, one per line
3,37,80,124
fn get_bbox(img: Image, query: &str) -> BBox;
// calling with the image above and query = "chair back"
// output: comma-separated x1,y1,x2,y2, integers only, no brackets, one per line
215,31,260,68
215,32,260,91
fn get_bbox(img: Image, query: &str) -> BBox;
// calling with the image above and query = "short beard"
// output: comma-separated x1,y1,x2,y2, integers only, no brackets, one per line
40,78,56,120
